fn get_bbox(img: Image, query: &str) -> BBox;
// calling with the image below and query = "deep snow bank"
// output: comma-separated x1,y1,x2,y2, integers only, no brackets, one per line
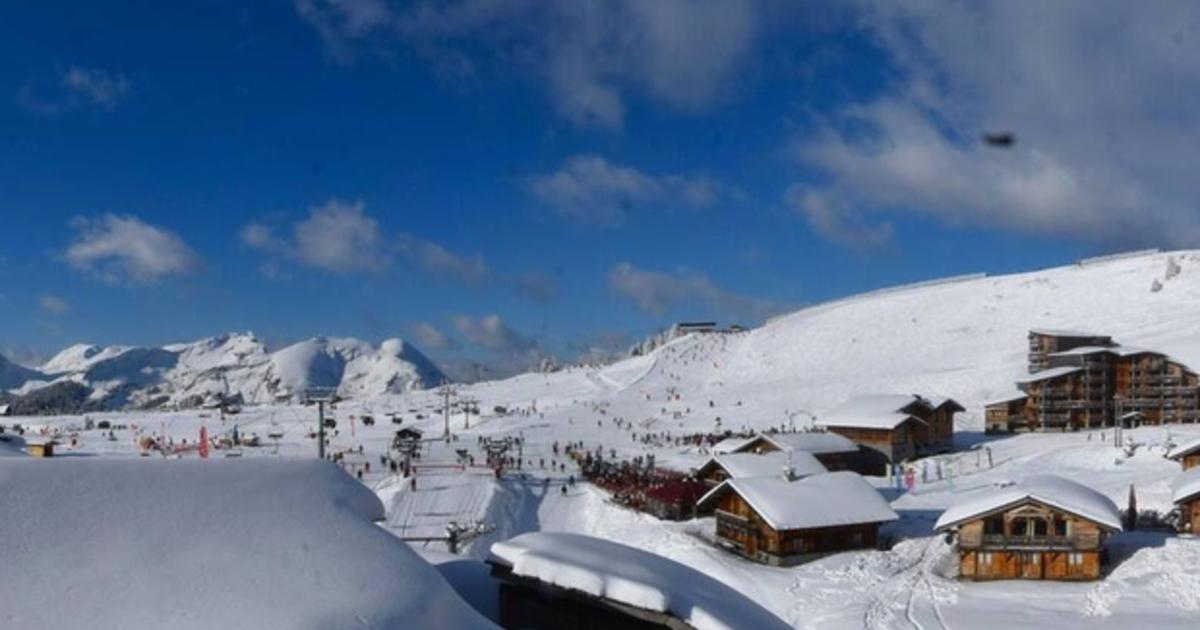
0,458,493,630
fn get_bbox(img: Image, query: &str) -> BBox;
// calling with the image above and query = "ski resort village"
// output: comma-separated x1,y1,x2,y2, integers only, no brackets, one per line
10,3,1200,628
7,251,1200,628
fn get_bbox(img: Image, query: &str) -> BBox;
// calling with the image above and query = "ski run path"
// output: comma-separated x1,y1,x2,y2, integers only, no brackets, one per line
17,250,1200,628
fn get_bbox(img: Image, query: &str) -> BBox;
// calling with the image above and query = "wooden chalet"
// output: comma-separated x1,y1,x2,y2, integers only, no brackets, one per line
934,475,1122,581
816,394,963,466
1169,436,1200,471
487,532,790,630
1171,467,1200,533
696,471,898,566
729,431,861,472
694,451,826,488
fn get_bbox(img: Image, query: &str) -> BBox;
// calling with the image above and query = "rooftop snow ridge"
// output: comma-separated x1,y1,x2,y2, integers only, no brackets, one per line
488,532,789,630
697,471,898,531
935,475,1123,532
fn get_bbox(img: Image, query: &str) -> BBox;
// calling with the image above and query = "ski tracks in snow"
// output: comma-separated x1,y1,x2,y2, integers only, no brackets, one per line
785,537,956,630
864,537,955,630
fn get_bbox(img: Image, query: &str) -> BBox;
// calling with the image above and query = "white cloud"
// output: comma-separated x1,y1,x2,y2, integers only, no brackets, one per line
62,67,130,109
18,67,130,114
238,222,288,254
38,295,70,315
295,0,395,63
65,214,198,285
293,199,390,272
242,200,489,281
396,235,488,284
408,321,452,349
451,314,537,352
794,2,1200,248
529,155,734,224
607,262,779,323
297,0,758,128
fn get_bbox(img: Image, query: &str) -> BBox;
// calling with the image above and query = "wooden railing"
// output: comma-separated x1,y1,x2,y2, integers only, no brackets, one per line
961,533,1101,550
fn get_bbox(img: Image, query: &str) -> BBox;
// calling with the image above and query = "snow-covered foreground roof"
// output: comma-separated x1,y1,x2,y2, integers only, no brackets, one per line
1171,467,1200,504
700,451,826,480
488,532,789,630
934,475,1123,532
735,431,859,455
0,458,494,630
698,471,898,531
818,394,926,430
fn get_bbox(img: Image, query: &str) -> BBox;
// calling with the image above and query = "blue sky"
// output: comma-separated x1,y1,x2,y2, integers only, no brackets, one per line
5,1,1192,377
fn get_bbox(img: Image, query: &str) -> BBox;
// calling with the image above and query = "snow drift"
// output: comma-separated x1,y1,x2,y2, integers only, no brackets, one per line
0,458,493,630
489,532,790,630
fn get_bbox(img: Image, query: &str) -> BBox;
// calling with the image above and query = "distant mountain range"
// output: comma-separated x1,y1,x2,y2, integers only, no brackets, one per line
0,333,447,415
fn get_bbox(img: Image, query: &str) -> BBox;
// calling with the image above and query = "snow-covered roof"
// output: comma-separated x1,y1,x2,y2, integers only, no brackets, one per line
1048,345,1155,358
984,391,1028,406
697,471,898,531
1029,328,1110,338
698,451,826,480
711,436,751,454
1172,467,1200,504
1047,345,1118,357
1015,366,1082,384
934,475,1123,532
1169,435,1200,460
734,431,859,455
926,396,965,411
817,394,928,430
488,532,789,630
0,458,492,630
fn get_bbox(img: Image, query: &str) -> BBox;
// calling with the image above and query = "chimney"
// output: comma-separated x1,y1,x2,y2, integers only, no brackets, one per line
782,450,797,481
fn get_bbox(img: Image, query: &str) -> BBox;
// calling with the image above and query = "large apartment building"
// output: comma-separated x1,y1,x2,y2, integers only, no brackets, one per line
986,330,1200,432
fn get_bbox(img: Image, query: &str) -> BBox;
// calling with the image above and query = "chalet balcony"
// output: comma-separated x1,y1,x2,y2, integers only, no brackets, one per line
967,534,1101,550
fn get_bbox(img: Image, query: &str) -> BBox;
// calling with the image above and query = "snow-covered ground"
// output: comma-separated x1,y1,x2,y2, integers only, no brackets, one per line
11,250,1200,628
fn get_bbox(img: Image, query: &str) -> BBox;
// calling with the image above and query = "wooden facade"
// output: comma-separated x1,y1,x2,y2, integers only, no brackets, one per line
949,501,1112,581
824,423,920,464
996,331,1200,432
985,396,1029,433
1027,330,1114,372
1175,452,1200,471
821,397,962,466
710,486,881,566
1177,496,1200,534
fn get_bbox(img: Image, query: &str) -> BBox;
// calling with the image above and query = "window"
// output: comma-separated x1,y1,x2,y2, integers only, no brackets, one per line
984,516,1004,535
1068,553,1083,566
1054,519,1067,536
1033,519,1048,536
